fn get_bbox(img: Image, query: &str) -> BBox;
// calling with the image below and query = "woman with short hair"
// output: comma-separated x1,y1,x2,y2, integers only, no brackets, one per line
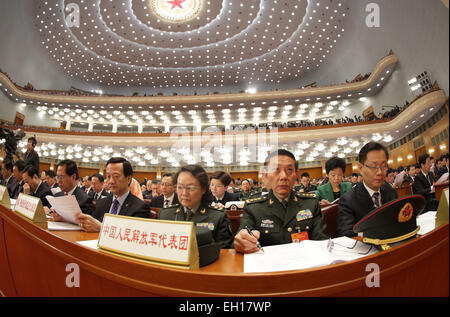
209,171,239,209
157,165,234,248
316,157,352,205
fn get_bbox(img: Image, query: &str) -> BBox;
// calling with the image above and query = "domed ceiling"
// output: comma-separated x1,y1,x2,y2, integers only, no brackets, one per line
35,0,349,90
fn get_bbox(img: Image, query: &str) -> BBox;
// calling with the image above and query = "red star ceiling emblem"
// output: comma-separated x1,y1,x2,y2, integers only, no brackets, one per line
167,0,186,9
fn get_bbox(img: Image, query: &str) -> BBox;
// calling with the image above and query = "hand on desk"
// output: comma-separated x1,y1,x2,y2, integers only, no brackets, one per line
76,213,101,233
319,199,331,206
234,228,261,254
44,206,65,222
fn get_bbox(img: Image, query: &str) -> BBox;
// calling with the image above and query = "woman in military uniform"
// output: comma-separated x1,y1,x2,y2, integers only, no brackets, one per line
157,165,234,249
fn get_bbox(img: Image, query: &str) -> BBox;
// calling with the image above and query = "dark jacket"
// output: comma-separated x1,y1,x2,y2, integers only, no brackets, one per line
212,191,240,205
158,203,234,249
23,149,40,172
5,176,18,199
90,188,111,201
150,193,180,208
92,192,149,222
337,182,398,237
31,181,53,208
413,171,439,212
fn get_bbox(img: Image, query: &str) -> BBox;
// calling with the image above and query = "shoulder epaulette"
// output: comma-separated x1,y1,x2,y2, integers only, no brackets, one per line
296,193,317,199
245,195,268,204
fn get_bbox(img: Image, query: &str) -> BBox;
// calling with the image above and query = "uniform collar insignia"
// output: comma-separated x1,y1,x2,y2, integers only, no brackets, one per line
200,208,206,214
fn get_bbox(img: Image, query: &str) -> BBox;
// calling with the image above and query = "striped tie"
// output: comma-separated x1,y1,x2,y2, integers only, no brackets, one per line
372,192,380,208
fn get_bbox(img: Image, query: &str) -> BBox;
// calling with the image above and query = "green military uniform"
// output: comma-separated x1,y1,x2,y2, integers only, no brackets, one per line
248,187,269,199
239,190,328,247
239,189,255,201
294,183,317,193
157,203,234,249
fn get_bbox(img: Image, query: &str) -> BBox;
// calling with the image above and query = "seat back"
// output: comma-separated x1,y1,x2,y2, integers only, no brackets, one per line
226,209,244,236
321,204,339,238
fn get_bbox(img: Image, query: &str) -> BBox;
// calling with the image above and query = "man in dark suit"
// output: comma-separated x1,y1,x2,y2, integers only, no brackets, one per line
22,137,40,173
22,165,52,208
438,155,449,176
76,157,149,232
413,153,439,212
45,170,59,189
1,159,18,199
150,173,179,208
11,160,26,199
403,164,416,183
90,173,110,201
49,160,93,217
337,142,398,237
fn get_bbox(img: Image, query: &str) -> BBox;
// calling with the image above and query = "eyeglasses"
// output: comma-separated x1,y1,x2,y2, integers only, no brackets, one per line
327,238,373,255
363,164,389,172
176,184,198,192
161,183,173,187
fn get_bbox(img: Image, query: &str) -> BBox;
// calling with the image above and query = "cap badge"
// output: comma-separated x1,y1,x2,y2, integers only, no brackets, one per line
398,202,414,223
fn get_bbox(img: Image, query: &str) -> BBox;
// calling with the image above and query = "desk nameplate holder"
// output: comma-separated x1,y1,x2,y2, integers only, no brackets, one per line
436,188,449,228
98,214,199,270
14,193,47,230
0,185,11,209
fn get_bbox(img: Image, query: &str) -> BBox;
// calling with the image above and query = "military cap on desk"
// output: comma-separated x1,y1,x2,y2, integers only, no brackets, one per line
353,195,426,250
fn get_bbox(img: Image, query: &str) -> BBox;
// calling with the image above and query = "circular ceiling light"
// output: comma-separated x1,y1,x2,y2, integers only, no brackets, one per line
151,0,203,23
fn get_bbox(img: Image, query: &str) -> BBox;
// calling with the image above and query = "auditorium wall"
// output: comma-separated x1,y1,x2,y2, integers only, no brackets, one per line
388,103,449,169
0,91,59,128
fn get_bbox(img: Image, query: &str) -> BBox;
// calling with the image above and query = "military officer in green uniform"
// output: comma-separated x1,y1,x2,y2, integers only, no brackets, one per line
238,179,255,201
293,172,317,193
157,165,233,249
234,150,328,253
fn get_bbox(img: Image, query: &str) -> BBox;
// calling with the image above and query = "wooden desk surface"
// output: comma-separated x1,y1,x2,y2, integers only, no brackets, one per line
1,205,448,297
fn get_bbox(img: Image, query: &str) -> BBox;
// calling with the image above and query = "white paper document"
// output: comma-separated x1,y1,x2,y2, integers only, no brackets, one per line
76,239,99,250
51,187,62,195
417,211,437,235
45,195,82,224
244,237,378,273
47,221,82,231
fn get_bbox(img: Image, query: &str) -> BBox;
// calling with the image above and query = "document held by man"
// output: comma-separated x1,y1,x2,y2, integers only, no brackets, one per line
45,195,82,224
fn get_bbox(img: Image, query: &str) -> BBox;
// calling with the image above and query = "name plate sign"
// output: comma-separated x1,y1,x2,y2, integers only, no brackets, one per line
0,185,10,209
14,193,47,229
98,214,199,269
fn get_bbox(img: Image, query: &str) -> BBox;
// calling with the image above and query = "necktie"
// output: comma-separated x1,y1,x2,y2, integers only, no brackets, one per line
164,199,169,208
427,174,433,185
94,193,99,200
185,208,193,221
372,192,380,208
110,199,120,215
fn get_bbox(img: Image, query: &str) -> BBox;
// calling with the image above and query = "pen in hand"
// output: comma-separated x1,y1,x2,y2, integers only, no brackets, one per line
245,226,264,253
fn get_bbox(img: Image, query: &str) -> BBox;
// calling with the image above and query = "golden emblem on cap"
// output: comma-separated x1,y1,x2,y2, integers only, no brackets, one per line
398,202,414,223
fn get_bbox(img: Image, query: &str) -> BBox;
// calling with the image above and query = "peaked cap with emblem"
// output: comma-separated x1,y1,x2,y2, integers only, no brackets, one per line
353,195,425,250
